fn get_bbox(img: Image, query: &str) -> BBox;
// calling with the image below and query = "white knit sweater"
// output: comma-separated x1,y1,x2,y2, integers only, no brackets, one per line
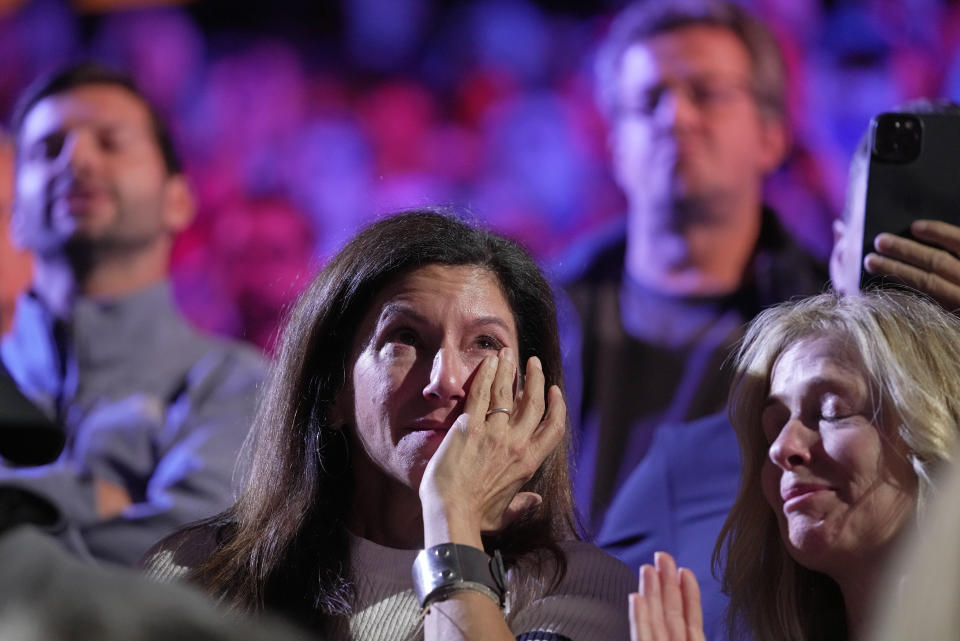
145,534,634,641
325,535,633,641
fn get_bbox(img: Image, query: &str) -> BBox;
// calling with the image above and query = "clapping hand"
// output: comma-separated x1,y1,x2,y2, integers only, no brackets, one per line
630,552,705,641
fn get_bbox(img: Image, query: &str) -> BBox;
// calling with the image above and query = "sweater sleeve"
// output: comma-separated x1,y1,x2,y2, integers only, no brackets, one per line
0,347,263,567
508,541,634,641
81,348,264,565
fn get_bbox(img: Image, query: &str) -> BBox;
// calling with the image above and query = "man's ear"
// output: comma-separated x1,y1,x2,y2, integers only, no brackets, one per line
162,174,195,234
758,116,790,174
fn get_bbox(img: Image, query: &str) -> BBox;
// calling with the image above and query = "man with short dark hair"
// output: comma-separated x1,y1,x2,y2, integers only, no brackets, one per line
0,63,264,565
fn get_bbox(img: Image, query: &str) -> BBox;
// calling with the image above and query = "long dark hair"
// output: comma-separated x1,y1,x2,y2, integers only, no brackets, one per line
188,209,577,629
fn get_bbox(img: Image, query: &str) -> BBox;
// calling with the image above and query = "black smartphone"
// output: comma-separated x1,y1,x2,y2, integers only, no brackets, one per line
859,111,960,289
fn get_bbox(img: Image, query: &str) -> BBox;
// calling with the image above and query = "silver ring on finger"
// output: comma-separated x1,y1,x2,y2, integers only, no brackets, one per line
485,407,512,419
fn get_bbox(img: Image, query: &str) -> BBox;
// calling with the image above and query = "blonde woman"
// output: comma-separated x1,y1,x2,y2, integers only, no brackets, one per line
632,290,960,641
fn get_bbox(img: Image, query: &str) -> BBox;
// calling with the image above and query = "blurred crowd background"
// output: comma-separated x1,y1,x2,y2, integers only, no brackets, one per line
0,0,957,352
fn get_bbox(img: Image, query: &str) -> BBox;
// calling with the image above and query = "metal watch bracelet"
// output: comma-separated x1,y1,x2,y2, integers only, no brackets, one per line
412,543,508,610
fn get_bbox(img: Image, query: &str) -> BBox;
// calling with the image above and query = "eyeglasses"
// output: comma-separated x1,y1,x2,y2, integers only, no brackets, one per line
616,75,758,118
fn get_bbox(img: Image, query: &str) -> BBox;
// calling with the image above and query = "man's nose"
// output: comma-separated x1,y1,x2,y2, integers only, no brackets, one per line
422,347,469,402
653,85,700,131
56,130,100,175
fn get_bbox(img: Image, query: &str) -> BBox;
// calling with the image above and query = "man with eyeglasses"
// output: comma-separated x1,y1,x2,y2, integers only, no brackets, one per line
557,2,826,633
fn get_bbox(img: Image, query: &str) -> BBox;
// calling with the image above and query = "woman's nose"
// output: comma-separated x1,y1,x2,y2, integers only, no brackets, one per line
422,348,469,402
768,419,815,470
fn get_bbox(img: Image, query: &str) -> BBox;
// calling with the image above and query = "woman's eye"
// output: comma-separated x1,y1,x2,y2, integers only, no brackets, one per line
819,401,852,422
760,405,786,444
476,335,504,351
820,412,851,423
760,419,782,445
392,328,418,346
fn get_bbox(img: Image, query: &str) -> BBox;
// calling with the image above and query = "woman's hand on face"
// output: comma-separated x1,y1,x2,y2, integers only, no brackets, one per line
630,552,705,641
419,347,566,548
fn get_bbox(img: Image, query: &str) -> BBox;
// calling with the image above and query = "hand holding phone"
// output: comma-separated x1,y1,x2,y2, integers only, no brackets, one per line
857,110,960,311
864,219,960,312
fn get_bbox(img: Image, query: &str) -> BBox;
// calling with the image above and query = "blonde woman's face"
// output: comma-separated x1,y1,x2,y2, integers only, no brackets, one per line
759,335,917,579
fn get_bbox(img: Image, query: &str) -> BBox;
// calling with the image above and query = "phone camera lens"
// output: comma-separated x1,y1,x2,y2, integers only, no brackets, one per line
873,113,922,163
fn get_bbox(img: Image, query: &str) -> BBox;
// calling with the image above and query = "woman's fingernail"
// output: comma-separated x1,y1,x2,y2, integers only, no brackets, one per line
500,346,513,363
530,356,542,370
639,565,653,594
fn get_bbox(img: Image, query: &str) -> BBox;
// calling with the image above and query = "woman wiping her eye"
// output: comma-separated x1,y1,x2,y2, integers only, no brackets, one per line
144,209,634,641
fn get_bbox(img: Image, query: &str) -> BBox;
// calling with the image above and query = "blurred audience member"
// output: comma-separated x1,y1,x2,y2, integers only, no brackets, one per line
0,526,311,641
869,445,960,641
211,195,316,353
802,5,908,228
475,92,592,256
342,0,431,72
169,219,244,340
467,0,551,83
0,63,264,565
186,40,306,189
0,132,32,335
91,7,206,120
561,0,826,530
282,118,374,258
